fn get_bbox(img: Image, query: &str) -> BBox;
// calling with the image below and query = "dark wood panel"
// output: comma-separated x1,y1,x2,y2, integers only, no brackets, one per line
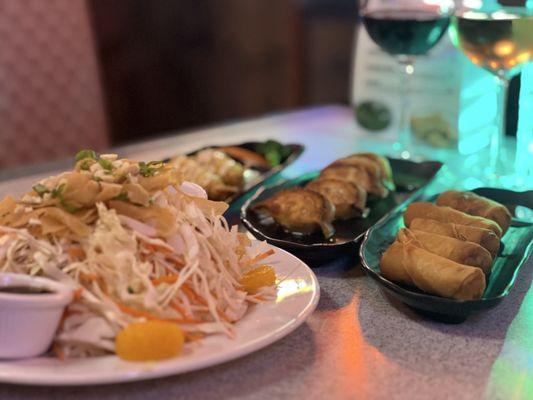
89,0,356,143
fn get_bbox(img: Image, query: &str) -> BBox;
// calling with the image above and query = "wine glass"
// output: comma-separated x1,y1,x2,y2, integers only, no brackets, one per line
360,0,454,159
450,1,533,183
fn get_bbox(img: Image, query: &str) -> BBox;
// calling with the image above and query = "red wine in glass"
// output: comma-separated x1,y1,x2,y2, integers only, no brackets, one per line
359,3,452,159
362,9,450,56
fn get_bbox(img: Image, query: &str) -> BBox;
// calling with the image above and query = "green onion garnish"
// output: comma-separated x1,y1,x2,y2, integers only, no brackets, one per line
32,184,49,197
139,161,163,177
98,158,114,171
75,149,97,161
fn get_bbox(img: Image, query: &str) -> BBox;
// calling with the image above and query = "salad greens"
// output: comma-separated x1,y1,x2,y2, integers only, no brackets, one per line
254,140,291,167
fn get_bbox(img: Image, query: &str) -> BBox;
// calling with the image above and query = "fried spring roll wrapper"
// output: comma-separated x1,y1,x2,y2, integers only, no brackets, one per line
436,190,512,234
404,202,502,238
410,218,500,258
380,241,486,300
397,228,493,274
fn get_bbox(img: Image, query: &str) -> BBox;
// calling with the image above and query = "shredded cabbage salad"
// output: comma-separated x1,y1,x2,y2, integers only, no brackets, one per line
0,151,276,358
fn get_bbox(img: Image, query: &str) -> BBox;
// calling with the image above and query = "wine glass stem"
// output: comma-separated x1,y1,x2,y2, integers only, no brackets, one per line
397,58,414,158
491,76,509,175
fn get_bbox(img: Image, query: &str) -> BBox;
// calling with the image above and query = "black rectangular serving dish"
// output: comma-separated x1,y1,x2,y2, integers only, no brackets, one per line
360,187,533,323
165,141,304,207
240,158,443,263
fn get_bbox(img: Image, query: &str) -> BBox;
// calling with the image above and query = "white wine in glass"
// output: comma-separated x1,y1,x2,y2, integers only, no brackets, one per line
450,6,533,181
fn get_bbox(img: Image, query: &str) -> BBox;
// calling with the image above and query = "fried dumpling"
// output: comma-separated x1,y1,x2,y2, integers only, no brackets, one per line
254,188,335,238
319,164,380,198
331,154,390,197
305,178,367,220
349,153,395,191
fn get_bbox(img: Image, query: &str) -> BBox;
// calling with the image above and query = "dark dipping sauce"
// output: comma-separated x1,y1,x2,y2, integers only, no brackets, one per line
0,286,53,294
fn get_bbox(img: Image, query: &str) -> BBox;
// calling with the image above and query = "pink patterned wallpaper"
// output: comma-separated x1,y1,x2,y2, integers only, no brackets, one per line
0,0,108,167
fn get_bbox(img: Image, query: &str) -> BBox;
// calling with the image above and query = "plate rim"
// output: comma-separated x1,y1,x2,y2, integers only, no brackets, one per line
0,243,320,387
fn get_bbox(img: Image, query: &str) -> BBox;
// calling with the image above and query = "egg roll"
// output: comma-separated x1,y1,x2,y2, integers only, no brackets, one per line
410,218,500,258
436,190,511,234
404,202,502,238
380,241,486,300
396,228,493,274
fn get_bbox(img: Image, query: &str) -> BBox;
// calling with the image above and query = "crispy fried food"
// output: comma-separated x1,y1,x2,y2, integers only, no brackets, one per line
169,156,240,201
319,165,376,198
321,160,387,198
195,149,245,188
305,178,367,220
334,153,394,193
254,188,335,238
410,218,500,258
380,240,486,300
396,228,493,274
404,202,503,238
355,153,394,186
217,146,270,169
436,190,511,235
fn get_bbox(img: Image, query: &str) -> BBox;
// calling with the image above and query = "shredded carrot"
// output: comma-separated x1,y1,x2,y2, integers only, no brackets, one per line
181,284,207,306
185,332,205,342
80,272,99,282
165,255,184,268
73,287,83,301
66,246,86,260
53,343,65,361
181,284,231,323
151,275,179,285
215,306,232,323
115,300,201,325
245,249,275,266
57,309,68,330
115,301,162,321
170,302,202,323
143,242,172,254
170,300,189,317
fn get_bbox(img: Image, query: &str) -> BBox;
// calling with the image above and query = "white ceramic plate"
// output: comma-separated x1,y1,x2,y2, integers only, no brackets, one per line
0,244,319,386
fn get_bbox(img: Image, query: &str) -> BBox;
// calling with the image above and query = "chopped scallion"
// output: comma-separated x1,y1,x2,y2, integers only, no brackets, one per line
98,158,114,171
32,184,49,197
51,184,65,198
75,149,97,161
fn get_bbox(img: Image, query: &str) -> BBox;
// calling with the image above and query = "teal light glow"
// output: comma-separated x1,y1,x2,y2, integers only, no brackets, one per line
515,63,533,187
458,62,496,155
486,283,533,398
462,177,485,190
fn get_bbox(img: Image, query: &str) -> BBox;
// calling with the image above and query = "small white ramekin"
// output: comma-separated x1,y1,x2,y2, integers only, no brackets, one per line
0,273,73,359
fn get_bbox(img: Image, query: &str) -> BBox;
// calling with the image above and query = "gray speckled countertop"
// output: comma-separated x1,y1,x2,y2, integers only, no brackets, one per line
0,106,531,400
